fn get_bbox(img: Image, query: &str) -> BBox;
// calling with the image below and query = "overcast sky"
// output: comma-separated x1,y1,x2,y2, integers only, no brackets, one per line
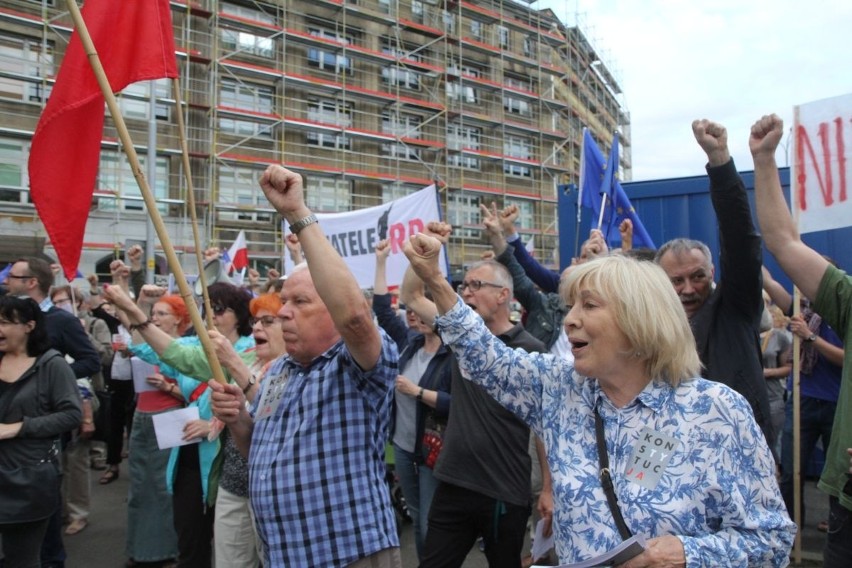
539,0,852,181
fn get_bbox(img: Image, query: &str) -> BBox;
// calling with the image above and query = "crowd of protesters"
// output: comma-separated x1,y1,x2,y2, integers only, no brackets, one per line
0,115,850,568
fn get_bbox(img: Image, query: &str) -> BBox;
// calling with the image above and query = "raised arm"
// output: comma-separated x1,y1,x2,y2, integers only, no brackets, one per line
103,284,175,356
694,118,763,319
500,204,561,293
761,266,793,314
372,239,410,349
399,221,451,327
750,114,828,302
261,165,380,369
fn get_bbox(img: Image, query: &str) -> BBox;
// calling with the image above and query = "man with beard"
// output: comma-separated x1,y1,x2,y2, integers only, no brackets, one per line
654,119,773,449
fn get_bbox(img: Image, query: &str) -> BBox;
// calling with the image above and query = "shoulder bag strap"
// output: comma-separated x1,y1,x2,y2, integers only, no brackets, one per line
594,403,634,541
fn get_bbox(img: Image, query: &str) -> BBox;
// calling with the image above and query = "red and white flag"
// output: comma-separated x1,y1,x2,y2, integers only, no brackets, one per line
28,0,178,280
226,230,249,274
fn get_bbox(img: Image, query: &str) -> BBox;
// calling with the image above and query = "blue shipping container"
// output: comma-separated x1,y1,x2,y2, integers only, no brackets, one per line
558,166,852,290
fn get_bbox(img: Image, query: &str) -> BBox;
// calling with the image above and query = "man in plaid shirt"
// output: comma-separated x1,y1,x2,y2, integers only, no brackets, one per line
210,165,401,567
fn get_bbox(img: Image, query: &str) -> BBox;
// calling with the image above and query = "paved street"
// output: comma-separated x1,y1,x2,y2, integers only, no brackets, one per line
62,462,828,567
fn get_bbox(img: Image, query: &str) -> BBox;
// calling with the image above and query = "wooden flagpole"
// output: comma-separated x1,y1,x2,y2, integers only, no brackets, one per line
65,0,226,384
170,78,215,330
791,105,802,566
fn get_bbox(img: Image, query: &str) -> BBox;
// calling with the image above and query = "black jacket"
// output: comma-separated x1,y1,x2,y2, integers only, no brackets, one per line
690,159,773,445
45,306,101,379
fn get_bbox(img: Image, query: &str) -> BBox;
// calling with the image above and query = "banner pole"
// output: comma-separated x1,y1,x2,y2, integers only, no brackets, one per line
171,78,215,329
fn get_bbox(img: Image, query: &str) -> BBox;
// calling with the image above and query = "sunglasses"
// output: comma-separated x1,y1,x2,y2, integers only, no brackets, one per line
210,304,229,315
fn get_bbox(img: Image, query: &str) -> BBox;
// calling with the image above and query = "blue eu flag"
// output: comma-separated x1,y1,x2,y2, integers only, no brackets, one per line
579,130,655,249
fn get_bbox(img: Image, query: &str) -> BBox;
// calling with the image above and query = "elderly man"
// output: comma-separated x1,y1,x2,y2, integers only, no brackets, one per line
654,120,773,447
400,223,546,568
751,112,852,567
209,165,401,567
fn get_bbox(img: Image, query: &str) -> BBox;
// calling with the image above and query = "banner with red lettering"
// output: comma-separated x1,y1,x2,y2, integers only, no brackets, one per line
282,184,447,288
793,93,852,234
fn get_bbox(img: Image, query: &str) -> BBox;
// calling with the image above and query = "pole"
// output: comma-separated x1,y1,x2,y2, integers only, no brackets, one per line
145,82,156,285
64,0,226,384
791,104,802,565
171,78,215,329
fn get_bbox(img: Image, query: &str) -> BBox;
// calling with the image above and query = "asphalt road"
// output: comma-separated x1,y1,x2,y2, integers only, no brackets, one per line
61,462,828,567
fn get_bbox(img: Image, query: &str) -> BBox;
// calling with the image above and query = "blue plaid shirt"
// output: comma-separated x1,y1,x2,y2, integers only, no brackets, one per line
249,332,399,566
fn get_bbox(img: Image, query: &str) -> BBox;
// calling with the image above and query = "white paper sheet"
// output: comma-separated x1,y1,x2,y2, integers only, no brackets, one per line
131,357,159,393
152,407,201,450
530,518,555,562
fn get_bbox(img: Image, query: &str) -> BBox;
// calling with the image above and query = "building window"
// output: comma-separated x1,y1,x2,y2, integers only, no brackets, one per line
97,152,168,213
504,135,533,178
217,166,273,222
219,79,274,113
221,2,276,25
442,10,455,34
446,192,479,237
523,36,535,58
503,95,530,116
307,27,353,74
446,82,477,104
119,80,171,121
218,79,274,137
382,111,421,159
447,124,481,170
0,137,28,203
305,176,351,212
382,182,421,202
382,111,422,137
220,29,274,58
470,20,482,40
381,39,422,90
377,0,392,14
0,33,54,102
411,1,424,23
306,99,351,149
497,26,510,49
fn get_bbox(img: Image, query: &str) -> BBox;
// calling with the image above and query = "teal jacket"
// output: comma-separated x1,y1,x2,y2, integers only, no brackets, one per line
131,335,255,506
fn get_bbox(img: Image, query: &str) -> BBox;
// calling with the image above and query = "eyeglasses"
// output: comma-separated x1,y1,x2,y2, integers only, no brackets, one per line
151,310,174,318
210,304,229,315
457,279,504,293
250,315,281,327
6,273,33,280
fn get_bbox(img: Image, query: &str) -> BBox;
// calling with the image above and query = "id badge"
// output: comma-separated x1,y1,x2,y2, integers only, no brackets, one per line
254,370,288,421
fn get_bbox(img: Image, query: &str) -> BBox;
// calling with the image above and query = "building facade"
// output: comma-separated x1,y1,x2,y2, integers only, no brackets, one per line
0,0,629,280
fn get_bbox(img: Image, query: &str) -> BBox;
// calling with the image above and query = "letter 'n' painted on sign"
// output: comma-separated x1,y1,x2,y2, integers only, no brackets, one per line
795,117,848,211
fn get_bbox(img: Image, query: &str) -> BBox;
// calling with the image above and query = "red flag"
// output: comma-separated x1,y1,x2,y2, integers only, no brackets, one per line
28,0,178,280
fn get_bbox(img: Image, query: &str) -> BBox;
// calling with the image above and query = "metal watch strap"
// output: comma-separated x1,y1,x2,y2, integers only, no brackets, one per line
594,402,634,541
289,213,318,235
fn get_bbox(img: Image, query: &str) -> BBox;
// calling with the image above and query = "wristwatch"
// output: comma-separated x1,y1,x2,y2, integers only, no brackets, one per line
242,374,257,394
416,387,424,401
804,334,817,343
289,214,318,235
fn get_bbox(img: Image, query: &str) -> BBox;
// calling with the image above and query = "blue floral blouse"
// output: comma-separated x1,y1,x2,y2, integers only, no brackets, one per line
435,298,795,567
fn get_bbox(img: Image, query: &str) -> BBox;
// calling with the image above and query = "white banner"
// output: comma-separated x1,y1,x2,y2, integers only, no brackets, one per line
793,93,852,233
283,185,447,289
